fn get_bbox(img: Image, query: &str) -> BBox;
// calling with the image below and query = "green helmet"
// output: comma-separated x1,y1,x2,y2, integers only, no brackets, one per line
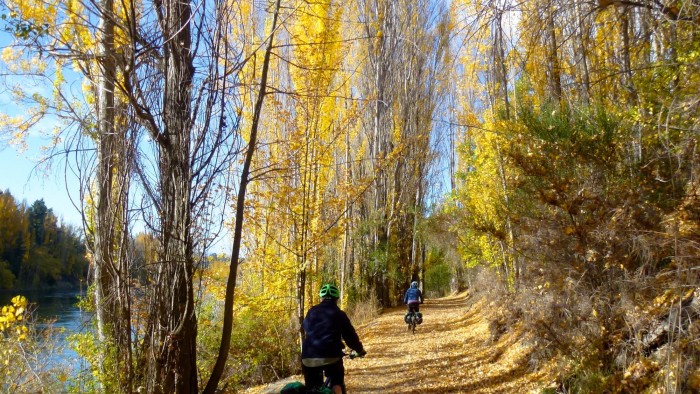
319,284,340,299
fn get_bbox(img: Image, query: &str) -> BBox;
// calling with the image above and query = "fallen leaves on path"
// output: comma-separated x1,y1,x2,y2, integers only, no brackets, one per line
345,293,555,393
246,292,556,393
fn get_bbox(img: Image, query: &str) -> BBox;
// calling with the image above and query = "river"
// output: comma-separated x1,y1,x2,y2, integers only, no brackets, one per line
0,289,92,368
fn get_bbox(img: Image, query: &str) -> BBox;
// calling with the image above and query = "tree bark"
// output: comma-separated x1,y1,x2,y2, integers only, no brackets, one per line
153,0,197,389
546,5,562,104
94,0,116,348
94,0,134,389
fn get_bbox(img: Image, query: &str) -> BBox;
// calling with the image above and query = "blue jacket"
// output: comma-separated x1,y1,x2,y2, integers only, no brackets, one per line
403,287,424,304
301,299,364,359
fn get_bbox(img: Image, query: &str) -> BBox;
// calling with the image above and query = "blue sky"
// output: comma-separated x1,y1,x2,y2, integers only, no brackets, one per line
0,136,84,227
0,141,233,254
0,33,83,226
0,23,83,226
0,54,235,254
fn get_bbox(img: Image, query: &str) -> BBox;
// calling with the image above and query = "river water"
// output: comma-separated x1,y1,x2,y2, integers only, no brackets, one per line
0,289,92,368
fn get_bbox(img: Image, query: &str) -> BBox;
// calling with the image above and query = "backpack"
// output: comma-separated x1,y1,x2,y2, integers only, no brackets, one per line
280,381,333,394
280,382,305,394
404,312,423,325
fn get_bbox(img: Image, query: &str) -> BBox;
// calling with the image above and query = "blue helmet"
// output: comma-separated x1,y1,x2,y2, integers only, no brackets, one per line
411,281,418,289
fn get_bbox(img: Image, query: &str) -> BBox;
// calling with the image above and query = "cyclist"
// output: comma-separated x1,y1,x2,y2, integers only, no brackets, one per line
403,280,424,315
301,284,366,394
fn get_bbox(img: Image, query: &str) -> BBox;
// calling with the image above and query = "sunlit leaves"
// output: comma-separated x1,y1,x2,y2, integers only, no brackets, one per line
0,296,33,389
59,0,93,51
0,296,27,331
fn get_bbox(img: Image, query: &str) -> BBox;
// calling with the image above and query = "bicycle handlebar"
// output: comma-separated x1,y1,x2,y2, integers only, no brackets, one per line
345,350,366,359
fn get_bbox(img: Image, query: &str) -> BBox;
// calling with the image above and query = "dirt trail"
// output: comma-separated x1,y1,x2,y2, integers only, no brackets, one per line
246,292,555,393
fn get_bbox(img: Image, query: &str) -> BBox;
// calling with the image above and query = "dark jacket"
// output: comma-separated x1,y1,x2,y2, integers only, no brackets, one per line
301,299,364,359
403,287,424,304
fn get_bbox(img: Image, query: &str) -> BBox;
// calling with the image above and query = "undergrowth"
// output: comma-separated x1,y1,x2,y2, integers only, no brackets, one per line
470,264,700,394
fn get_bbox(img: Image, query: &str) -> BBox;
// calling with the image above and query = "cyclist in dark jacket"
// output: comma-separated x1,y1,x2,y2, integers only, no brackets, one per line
302,284,366,394
403,281,424,313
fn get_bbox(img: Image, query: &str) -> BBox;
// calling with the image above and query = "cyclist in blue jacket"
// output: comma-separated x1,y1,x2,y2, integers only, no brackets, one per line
302,284,366,394
403,280,424,314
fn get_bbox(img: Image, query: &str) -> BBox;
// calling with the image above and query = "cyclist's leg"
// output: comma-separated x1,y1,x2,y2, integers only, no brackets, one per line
323,359,345,394
302,364,324,391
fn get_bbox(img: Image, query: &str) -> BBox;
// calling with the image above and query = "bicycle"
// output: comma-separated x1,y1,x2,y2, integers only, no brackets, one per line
280,350,363,394
404,310,423,334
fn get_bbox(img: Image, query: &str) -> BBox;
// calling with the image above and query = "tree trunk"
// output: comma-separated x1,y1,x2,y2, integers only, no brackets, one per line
153,0,197,389
493,11,510,118
94,0,116,348
619,6,642,163
546,6,562,104
94,0,135,389
297,267,306,346
203,0,281,391
575,0,591,104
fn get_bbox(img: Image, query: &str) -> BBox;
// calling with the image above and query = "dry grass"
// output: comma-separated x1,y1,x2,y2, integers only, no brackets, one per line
345,292,382,327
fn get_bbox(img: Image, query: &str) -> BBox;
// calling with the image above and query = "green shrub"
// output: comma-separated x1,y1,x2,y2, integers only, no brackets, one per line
561,368,607,394
424,248,452,297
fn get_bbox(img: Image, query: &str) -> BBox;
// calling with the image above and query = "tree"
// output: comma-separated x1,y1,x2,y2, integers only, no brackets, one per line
204,0,282,391
449,0,700,389
0,0,272,389
353,0,449,305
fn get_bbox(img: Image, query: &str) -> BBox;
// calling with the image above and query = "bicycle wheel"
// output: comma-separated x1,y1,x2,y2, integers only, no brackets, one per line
407,313,416,334
405,311,413,332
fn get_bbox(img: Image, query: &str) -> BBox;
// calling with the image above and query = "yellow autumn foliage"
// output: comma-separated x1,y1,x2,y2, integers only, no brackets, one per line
0,295,45,391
